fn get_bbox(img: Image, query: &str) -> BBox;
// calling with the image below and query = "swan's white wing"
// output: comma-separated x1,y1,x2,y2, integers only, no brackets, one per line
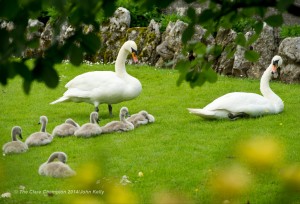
63,71,141,104
66,71,117,90
204,92,273,116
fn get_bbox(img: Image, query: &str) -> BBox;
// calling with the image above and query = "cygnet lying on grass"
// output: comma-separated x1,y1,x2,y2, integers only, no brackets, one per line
38,152,76,178
127,110,155,128
25,116,53,147
52,118,80,137
2,126,28,154
74,112,102,137
101,107,134,133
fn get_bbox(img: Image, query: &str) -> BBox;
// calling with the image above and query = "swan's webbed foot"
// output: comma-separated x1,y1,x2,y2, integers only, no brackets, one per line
228,112,249,120
108,104,113,117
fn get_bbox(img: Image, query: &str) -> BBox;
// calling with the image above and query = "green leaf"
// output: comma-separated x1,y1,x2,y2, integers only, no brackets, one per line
277,0,295,11
182,24,195,44
246,34,259,46
23,80,31,95
33,59,59,88
209,45,223,57
204,67,218,83
175,60,189,86
102,0,117,17
235,33,246,47
194,42,206,55
253,21,263,35
69,44,83,66
198,9,214,23
81,33,101,54
0,0,19,19
245,50,260,62
265,14,283,27
43,66,59,88
187,7,196,22
13,62,31,80
0,64,8,85
50,0,67,12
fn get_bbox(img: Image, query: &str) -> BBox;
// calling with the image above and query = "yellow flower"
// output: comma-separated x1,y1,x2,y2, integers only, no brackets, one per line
210,165,250,197
281,165,300,192
238,137,283,169
138,172,144,177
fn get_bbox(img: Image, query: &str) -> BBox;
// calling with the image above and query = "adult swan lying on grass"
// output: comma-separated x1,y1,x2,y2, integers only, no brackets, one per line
50,40,142,116
188,55,284,120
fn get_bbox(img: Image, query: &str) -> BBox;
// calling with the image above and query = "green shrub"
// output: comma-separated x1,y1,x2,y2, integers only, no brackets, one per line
114,0,190,32
232,18,257,33
280,25,300,38
160,13,190,32
115,0,161,27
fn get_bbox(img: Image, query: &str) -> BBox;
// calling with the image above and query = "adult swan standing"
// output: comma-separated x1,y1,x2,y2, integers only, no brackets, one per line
50,40,142,116
188,55,284,120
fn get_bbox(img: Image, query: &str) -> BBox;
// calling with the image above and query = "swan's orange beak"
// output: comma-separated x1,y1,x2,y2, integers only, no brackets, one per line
272,64,277,73
132,52,138,63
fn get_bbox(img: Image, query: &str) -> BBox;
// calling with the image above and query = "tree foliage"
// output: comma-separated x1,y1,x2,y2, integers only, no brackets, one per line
0,0,116,93
0,0,299,92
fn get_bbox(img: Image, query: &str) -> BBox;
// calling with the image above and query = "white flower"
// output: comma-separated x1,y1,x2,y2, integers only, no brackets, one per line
120,175,131,185
138,172,144,177
1,192,11,198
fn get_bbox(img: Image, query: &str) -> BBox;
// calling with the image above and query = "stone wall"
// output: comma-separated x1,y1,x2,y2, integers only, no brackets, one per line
23,6,300,84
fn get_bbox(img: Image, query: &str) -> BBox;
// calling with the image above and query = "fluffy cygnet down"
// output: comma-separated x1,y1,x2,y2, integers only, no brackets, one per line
38,152,76,178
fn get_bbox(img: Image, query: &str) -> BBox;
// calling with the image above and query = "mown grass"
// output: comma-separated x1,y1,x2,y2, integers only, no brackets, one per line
1,62,300,204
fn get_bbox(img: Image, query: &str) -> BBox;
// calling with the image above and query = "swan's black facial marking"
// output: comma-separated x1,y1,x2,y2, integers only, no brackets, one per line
19,133,23,140
273,59,279,66
272,59,280,75
131,48,138,55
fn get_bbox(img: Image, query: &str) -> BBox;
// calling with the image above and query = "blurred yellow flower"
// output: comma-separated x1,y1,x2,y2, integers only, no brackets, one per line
72,162,102,189
105,185,138,204
69,196,103,204
238,137,283,169
152,191,194,204
281,165,300,192
210,165,251,197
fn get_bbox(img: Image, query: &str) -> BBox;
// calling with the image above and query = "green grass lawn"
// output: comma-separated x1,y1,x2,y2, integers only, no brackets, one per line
1,62,300,204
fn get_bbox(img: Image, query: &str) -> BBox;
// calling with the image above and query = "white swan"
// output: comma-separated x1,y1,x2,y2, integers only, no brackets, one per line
127,110,155,128
50,40,142,116
38,152,76,178
2,126,28,154
25,116,53,146
101,107,134,133
74,112,102,137
188,55,284,120
52,118,80,137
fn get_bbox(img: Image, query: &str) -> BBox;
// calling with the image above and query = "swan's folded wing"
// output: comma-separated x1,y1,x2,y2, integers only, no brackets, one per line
204,92,269,112
65,71,117,90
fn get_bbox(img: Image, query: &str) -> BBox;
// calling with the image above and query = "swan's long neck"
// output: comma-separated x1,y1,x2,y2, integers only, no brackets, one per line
41,120,46,132
47,153,59,163
90,113,98,124
260,65,284,112
12,128,18,141
66,119,79,127
115,46,129,77
47,152,67,163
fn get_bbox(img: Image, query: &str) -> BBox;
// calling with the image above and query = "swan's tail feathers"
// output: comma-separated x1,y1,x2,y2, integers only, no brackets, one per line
50,96,69,104
187,108,216,119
